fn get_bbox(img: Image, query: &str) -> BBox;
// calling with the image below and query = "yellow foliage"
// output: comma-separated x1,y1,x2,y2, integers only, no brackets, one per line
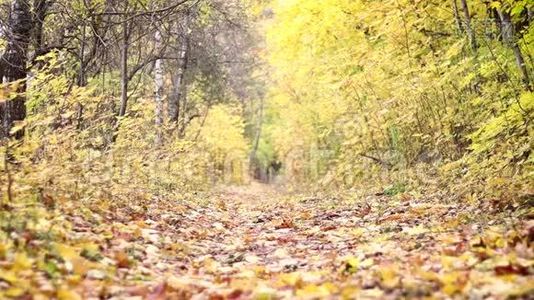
260,0,533,199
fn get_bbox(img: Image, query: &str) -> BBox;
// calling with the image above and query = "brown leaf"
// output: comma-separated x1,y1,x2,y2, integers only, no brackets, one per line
275,217,294,229
359,203,372,216
494,263,529,276
320,225,337,231
115,251,130,268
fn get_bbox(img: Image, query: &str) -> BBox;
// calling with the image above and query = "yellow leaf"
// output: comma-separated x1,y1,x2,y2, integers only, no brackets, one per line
345,256,360,273
5,287,25,297
54,243,79,261
278,272,301,286
440,273,461,295
379,266,400,289
341,286,360,299
66,275,82,285
416,269,439,282
57,288,82,300
0,243,8,260
0,270,18,284
350,228,365,238
71,257,93,276
253,285,277,300
12,252,32,272
296,283,337,298
33,294,50,300
490,1,501,9
439,271,467,296
9,121,26,135
79,242,99,253
202,257,219,274
237,269,256,279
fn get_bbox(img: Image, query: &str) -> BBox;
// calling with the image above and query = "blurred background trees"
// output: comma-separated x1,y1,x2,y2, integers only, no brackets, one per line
258,0,533,201
0,0,532,206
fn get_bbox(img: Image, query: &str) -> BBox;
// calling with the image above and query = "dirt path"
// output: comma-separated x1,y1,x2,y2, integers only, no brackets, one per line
6,184,532,299
88,183,530,299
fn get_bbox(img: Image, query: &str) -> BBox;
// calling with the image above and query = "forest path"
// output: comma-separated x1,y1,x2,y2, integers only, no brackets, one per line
38,184,533,299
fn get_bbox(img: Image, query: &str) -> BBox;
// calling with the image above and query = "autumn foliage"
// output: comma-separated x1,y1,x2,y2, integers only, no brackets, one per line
0,0,533,299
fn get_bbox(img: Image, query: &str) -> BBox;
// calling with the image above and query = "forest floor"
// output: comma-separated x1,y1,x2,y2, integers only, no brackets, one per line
0,183,533,299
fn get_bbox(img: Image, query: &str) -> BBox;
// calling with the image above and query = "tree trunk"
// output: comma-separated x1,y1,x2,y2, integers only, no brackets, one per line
460,0,477,53
491,8,503,41
249,97,264,170
118,16,129,117
32,0,48,51
78,23,87,86
498,9,531,90
452,0,463,33
169,13,190,124
0,0,33,138
178,84,189,138
154,28,164,146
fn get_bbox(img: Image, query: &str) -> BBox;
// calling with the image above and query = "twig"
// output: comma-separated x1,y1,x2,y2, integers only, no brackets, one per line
359,153,393,169
2,140,13,210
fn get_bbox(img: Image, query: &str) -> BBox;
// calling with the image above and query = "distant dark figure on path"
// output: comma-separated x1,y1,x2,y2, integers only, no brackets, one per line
267,160,282,183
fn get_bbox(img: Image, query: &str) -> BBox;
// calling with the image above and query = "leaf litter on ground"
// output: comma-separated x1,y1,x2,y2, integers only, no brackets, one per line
0,183,533,299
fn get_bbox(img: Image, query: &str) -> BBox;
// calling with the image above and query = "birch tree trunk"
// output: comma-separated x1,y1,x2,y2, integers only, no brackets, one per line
460,0,477,53
154,28,164,146
497,9,531,90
